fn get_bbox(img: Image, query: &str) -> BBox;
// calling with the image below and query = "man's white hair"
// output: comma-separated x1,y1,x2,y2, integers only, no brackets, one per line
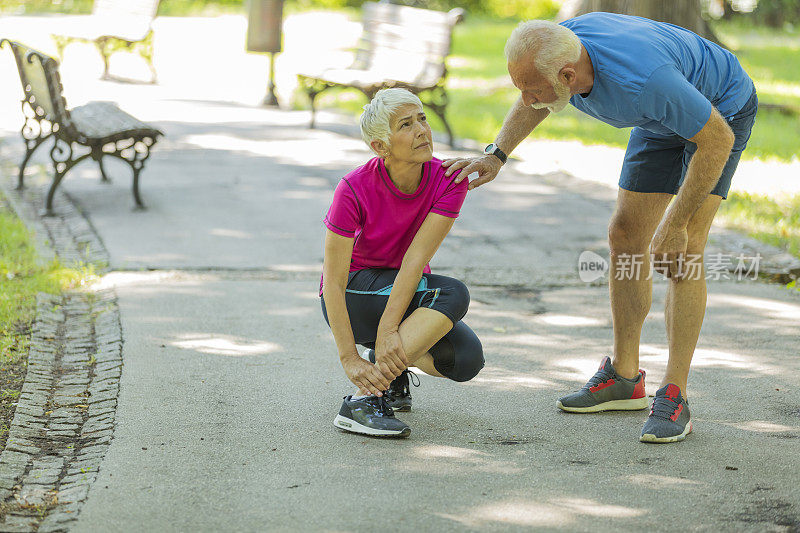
360,88,423,154
505,20,581,83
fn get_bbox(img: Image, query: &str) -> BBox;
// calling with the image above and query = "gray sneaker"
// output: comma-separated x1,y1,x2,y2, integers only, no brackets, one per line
333,395,411,438
640,384,692,443
557,356,648,413
362,348,419,412
385,369,419,412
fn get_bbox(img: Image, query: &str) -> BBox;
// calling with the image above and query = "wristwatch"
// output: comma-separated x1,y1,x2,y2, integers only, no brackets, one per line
484,143,507,164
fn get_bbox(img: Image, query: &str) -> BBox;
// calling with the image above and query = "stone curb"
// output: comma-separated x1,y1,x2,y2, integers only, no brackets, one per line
0,177,110,274
0,177,121,533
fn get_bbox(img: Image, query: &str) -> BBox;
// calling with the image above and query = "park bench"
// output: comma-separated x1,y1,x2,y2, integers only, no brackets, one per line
2,40,162,216
51,0,160,83
297,2,464,146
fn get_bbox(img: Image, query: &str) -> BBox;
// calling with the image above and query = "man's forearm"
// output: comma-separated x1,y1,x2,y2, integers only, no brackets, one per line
494,97,550,156
665,144,731,228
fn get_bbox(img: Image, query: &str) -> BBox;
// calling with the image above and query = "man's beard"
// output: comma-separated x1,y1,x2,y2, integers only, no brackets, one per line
531,79,572,113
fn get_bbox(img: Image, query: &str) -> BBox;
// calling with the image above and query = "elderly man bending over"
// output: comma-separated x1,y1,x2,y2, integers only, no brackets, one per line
443,13,757,443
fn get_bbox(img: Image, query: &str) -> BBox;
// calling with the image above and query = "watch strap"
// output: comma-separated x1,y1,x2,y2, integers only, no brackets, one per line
486,143,507,164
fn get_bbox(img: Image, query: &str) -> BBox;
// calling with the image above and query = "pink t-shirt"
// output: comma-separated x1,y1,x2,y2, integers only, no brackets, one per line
321,156,467,293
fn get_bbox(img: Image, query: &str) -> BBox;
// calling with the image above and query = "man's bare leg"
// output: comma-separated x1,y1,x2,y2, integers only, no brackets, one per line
608,190,672,378
662,194,722,395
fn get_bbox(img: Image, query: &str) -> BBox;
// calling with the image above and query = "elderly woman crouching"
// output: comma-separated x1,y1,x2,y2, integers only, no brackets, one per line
320,88,484,438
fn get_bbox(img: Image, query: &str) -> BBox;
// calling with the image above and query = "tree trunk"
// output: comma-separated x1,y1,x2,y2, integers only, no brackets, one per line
557,0,725,48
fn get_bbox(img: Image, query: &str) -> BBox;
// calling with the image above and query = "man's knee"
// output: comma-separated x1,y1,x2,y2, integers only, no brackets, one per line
608,214,652,254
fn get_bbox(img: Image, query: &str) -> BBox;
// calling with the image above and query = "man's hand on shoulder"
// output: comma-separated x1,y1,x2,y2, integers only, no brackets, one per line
442,154,503,190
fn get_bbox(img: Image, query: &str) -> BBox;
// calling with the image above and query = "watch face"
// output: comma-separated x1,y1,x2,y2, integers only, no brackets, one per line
485,143,496,154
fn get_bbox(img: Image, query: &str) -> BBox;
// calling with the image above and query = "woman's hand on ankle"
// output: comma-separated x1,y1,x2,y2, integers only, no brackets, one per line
341,354,390,396
375,327,408,380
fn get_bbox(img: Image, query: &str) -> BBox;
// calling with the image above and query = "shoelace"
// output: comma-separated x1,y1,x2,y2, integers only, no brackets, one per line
650,395,682,420
391,369,420,396
407,369,420,389
581,366,615,391
366,394,394,416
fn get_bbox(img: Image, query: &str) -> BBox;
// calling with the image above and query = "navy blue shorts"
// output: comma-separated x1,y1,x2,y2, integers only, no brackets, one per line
619,90,758,199
321,269,484,383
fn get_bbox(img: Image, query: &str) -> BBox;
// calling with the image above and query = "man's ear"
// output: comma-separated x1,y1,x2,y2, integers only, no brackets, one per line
560,66,577,86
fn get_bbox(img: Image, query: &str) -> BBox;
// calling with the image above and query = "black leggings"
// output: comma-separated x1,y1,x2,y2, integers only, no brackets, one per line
321,269,484,382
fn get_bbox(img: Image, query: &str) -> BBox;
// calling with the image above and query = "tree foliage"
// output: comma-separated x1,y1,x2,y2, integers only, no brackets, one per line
751,0,800,26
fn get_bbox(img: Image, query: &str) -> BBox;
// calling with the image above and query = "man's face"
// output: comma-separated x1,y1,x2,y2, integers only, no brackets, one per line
508,60,572,113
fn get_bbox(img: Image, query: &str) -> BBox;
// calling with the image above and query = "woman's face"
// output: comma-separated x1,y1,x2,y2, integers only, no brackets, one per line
383,103,433,163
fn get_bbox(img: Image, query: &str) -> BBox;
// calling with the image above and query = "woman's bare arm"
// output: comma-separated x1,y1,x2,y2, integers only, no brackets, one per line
322,230,390,395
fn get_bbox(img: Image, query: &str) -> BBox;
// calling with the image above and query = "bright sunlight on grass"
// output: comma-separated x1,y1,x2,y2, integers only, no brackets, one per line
718,192,800,258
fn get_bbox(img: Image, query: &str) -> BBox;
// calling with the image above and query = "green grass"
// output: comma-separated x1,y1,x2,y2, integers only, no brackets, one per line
0,197,95,450
715,19,800,162
0,209,91,361
716,19,800,108
718,192,800,259
310,15,800,161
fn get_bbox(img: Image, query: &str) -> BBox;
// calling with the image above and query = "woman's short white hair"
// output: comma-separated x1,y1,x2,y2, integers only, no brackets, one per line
360,88,423,154
505,20,581,84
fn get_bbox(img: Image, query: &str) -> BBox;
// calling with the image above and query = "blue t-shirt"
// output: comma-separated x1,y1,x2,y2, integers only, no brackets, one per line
560,13,754,139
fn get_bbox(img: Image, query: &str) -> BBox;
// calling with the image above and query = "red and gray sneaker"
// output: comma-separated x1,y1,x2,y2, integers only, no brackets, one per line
557,356,648,413
640,384,692,443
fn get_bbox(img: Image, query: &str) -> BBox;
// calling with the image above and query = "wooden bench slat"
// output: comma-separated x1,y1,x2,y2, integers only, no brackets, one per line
363,15,457,33
362,19,457,40
360,35,452,58
363,24,453,44
18,53,61,122
310,62,443,88
363,3,459,25
70,102,159,140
